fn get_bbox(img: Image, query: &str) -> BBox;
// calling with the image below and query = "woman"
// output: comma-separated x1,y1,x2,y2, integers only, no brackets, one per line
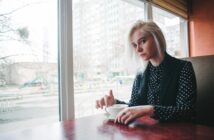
95,20,197,125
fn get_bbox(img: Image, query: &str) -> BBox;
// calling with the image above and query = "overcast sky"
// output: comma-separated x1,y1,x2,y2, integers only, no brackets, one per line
0,0,57,63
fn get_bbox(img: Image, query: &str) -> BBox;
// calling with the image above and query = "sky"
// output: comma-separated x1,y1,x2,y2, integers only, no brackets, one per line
0,0,57,63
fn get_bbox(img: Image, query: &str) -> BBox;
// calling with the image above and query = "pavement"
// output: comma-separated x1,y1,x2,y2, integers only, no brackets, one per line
0,85,132,133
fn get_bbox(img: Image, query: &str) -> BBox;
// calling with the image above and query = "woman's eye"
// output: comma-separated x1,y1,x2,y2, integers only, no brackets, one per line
141,39,146,43
132,44,137,48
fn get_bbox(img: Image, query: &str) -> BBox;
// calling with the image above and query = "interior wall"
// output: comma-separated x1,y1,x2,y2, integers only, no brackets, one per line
189,0,214,56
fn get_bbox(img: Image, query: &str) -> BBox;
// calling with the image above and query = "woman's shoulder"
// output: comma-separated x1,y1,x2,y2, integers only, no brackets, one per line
135,72,144,79
166,53,192,67
134,71,147,82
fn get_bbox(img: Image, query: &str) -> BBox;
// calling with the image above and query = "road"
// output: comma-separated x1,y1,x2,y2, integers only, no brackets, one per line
0,86,131,132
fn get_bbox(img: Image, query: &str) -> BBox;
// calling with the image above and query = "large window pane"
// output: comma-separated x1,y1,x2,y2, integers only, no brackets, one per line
73,0,145,118
0,0,58,132
153,6,188,57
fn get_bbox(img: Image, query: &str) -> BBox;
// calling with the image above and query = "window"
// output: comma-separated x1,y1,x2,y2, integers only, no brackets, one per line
152,6,188,58
0,0,58,132
0,0,189,131
72,0,189,118
73,0,145,118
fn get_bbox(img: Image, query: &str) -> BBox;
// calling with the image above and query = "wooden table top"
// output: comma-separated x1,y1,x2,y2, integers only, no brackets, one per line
1,114,214,140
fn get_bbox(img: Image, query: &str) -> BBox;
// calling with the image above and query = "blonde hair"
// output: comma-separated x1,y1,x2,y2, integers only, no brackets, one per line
125,20,166,73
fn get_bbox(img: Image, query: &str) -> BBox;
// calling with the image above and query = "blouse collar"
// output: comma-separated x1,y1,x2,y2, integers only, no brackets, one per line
149,52,168,71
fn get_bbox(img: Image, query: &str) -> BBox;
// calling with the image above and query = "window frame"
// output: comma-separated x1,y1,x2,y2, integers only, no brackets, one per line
58,0,75,121
61,0,189,120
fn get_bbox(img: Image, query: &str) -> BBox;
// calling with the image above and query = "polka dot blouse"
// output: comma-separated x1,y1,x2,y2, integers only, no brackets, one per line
116,54,196,122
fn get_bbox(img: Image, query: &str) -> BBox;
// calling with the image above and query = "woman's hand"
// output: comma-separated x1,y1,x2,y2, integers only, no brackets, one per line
96,89,115,109
114,105,154,125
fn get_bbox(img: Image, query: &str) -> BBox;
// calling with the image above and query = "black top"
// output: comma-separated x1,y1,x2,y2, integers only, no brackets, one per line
147,59,165,105
116,53,197,122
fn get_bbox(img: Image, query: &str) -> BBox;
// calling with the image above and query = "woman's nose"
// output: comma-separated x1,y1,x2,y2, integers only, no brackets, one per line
136,45,143,52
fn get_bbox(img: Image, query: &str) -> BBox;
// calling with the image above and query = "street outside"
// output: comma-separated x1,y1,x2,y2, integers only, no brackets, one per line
0,83,132,133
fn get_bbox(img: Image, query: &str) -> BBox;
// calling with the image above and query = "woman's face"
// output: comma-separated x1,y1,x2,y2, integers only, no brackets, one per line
130,29,159,61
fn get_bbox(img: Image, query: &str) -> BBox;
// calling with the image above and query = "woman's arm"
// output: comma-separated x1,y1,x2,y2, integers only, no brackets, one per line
115,62,196,124
115,73,146,106
152,62,197,121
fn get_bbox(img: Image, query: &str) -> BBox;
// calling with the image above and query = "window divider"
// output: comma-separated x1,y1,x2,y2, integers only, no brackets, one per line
144,2,153,20
58,0,75,121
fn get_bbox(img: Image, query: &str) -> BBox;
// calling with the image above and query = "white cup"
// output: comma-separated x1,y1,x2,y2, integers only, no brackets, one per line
105,104,128,120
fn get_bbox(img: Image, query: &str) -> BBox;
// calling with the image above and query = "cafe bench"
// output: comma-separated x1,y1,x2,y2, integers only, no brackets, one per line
185,55,214,126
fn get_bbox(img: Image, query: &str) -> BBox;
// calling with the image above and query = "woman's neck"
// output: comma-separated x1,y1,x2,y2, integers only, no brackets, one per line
150,52,165,67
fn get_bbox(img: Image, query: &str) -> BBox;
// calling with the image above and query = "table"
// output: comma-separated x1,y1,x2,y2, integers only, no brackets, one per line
0,114,214,140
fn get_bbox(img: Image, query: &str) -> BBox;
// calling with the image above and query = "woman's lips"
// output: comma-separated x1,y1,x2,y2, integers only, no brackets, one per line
139,53,145,57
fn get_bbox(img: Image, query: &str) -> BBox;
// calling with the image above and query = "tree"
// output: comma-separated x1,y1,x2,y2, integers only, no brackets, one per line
0,2,31,85
0,3,30,43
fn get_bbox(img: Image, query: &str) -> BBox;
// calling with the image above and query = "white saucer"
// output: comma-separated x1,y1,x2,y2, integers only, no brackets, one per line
105,113,116,121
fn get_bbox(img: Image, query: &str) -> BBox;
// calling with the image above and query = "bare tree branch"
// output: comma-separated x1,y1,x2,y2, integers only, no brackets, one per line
0,35,29,42
0,1,44,16
0,3,33,16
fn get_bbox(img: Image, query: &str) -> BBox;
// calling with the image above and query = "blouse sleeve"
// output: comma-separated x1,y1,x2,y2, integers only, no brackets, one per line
153,62,197,121
116,74,145,106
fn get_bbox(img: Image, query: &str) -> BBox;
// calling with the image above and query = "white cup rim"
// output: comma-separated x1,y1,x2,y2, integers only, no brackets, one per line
105,104,128,117
107,104,128,109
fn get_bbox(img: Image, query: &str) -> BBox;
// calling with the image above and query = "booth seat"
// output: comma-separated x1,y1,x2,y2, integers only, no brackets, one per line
184,55,214,126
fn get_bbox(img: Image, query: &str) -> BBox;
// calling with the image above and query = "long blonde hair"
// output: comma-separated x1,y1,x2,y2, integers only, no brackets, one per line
125,20,166,73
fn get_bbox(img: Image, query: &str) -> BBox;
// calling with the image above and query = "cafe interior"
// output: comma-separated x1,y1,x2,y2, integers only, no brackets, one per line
0,0,214,139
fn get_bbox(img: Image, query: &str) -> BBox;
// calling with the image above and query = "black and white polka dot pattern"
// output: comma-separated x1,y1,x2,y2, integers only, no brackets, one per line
116,54,196,121
147,62,164,105
153,62,196,121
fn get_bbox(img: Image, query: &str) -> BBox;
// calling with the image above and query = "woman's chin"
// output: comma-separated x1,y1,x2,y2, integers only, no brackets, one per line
140,56,149,61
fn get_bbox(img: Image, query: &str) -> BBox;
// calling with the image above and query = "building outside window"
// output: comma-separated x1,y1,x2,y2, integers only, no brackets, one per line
0,0,58,132
152,6,188,57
